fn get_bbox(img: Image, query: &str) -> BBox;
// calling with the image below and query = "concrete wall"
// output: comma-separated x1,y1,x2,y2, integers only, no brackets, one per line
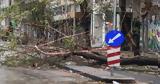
0,0,10,8
0,0,10,28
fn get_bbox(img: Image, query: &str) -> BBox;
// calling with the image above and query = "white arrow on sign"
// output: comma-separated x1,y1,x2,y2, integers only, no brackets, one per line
108,33,121,44
113,81,120,84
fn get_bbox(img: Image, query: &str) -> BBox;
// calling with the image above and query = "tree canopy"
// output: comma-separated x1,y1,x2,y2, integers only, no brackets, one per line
0,0,52,26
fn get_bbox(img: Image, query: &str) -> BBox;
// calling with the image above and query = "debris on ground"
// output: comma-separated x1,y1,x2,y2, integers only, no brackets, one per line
0,41,159,77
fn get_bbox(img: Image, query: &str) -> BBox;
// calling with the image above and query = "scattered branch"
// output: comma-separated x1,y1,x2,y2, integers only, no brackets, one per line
38,31,89,47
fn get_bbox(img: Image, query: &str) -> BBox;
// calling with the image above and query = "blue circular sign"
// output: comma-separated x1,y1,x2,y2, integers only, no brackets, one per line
105,30,125,47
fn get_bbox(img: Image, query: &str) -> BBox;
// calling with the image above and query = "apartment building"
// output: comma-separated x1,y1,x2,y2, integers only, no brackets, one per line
0,0,14,29
50,0,113,47
50,0,91,47
50,0,88,21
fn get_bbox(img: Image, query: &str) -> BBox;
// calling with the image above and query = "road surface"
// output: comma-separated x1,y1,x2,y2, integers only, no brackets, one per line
115,70,160,84
0,66,97,84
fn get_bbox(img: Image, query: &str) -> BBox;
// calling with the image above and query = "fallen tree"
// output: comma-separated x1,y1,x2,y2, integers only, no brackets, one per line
35,45,159,66
121,56,159,66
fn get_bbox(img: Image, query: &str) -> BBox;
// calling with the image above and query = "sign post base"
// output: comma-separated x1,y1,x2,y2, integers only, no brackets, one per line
110,67,114,76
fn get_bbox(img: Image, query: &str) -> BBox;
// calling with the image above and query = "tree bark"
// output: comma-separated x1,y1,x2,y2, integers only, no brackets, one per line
121,56,159,66
35,46,159,66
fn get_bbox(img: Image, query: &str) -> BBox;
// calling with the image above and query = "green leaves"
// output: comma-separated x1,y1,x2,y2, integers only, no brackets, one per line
75,0,84,4
64,37,75,50
0,0,52,25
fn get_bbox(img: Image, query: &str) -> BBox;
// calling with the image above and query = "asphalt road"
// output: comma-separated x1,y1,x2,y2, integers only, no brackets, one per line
63,65,160,84
0,66,97,84
114,70,160,84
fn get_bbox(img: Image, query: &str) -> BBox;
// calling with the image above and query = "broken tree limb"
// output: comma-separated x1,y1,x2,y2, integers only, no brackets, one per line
35,45,159,66
121,56,159,66
35,45,71,56
35,45,105,57
72,51,107,62
38,31,89,47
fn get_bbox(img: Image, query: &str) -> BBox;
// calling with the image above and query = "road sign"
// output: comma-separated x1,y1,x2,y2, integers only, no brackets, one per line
105,30,125,47
113,81,120,84
106,46,121,67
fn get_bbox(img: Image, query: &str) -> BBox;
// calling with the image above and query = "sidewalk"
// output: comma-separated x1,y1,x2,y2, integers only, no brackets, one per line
63,65,135,83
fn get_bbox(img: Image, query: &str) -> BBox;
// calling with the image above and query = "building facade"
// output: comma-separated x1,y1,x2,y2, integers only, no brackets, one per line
0,0,13,29
119,0,160,52
50,0,91,47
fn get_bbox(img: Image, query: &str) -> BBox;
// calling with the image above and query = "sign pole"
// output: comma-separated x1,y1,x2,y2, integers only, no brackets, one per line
113,0,117,30
110,63,114,76
110,0,117,76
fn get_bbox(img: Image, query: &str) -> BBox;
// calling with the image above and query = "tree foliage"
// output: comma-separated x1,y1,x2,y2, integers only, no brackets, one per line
0,0,113,48
0,0,112,27
0,0,53,26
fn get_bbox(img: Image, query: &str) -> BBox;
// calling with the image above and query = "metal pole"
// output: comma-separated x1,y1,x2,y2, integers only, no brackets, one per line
91,0,95,47
113,0,117,30
102,13,106,47
109,0,117,77
116,0,120,31
93,0,95,38
141,19,145,56
117,14,120,31
73,3,76,36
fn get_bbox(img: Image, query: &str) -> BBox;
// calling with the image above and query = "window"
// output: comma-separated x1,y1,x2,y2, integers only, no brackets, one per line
71,5,75,12
67,5,71,12
76,5,81,12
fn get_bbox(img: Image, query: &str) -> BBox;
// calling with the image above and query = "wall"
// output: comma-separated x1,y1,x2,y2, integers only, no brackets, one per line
148,22,160,51
0,0,10,29
142,0,160,51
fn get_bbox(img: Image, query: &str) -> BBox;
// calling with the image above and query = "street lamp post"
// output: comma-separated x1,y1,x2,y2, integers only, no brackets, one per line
113,0,117,30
